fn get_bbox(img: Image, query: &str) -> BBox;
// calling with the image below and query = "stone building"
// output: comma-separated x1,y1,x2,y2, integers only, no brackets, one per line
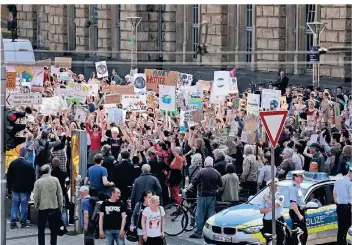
7,4,352,81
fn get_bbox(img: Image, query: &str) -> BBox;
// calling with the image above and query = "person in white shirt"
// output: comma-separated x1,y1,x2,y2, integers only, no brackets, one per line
258,154,276,190
141,196,165,245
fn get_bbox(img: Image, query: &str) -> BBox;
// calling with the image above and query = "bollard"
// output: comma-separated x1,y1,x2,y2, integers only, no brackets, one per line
74,175,82,233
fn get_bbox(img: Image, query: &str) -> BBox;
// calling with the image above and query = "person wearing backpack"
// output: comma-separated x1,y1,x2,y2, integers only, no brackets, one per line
130,190,152,245
34,130,61,179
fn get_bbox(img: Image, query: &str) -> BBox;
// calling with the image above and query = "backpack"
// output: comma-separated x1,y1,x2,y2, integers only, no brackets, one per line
87,197,101,232
34,140,50,167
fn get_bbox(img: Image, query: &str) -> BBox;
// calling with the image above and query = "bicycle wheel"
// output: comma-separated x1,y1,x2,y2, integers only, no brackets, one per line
183,203,197,232
164,203,188,236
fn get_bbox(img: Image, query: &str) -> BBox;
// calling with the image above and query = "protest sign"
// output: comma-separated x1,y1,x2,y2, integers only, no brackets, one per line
87,84,99,96
187,85,203,110
74,108,88,122
134,73,147,95
55,57,72,68
102,85,134,94
6,72,16,89
51,65,60,76
241,131,248,143
95,61,109,78
177,73,193,87
40,96,66,115
147,91,156,108
244,115,258,132
108,107,126,125
213,71,230,96
58,72,70,81
229,119,239,136
121,94,147,112
198,80,211,91
280,96,288,110
247,93,260,115
159,85,176,112
144,69,178,93
261,89,281,110
105,94,121,104
229,77,239,94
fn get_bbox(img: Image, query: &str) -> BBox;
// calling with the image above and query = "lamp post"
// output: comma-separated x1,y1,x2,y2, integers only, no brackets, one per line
306,22,327,88
126,17,142,70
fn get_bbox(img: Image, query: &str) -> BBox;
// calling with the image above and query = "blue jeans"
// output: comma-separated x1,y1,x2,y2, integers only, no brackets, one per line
105,230,125,245
11,192,31,225
195,196,216,236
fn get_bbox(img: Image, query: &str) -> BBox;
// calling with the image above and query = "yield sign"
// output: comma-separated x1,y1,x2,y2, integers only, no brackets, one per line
259,110,288,148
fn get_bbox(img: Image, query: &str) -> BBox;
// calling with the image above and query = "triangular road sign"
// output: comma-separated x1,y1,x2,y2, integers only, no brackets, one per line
259,110,288,148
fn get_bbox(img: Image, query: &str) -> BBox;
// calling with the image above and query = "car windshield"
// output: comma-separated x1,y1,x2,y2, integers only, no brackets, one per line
248,183,308,209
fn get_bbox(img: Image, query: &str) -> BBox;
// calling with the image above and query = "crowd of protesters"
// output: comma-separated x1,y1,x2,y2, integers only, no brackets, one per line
5,66,352,245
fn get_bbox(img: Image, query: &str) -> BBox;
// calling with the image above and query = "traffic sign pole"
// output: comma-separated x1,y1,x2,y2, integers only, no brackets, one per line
259,110,288,245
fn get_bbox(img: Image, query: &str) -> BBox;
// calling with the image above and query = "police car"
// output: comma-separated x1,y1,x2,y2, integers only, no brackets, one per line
203,172,338,245
347,227,352,245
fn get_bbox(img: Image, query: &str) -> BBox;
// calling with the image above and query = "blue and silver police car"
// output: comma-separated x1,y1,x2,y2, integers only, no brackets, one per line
203,172,338,245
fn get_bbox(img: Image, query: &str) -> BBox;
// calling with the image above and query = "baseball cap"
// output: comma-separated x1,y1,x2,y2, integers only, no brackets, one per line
266,178,279,186
80,186,89,192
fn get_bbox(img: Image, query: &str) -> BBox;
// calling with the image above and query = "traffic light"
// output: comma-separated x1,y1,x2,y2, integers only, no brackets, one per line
5,110,26,150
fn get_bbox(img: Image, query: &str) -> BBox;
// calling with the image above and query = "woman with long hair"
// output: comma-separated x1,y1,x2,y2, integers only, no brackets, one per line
130,190,152,245
25,132,35,166
86,114,102,168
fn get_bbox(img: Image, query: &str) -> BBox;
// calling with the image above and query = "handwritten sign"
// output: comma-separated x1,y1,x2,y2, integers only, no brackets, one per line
144,69,178,93
105,94,121,104
121,94,147,112
102,85,134,94
6,72,16,89
54,57,72,68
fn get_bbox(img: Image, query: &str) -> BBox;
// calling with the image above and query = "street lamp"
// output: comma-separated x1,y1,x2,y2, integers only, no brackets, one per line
306,21,327,88
126,17,142,70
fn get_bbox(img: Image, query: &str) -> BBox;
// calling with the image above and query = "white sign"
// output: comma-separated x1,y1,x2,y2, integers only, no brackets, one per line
213,71,230,96
133,73,147,95
108,107,126,125
261,89,281,110
177,73,193,87
247,93,260,115
58,72,70,81
74,108,88,122
87,84,99,96
5,93,42,106
159,85,176,111
95,61,109,78
121,94,147,112
229,77,239,94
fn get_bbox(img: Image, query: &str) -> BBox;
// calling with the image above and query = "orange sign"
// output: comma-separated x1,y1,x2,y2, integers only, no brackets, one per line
102,85,134,95
6,72,16,89
105,94,121,104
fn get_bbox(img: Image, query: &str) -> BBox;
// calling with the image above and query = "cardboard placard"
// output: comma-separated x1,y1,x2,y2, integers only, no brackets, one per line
198,80,211,91
102,85,134,95
105,94,121,104
147,91,156,108
247,133,256,145
36,59,51,67
144,69,179,93
244,115,257,132
54,57,72,68
6,72,16,89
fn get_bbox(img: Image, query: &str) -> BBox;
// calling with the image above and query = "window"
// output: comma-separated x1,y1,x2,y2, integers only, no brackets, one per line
117,5,121,58
305,4,316,70
245,5,253,64
192,4,200,61
293,5,297,52
37,5,44,48
67,5,76,51
306,185,328,207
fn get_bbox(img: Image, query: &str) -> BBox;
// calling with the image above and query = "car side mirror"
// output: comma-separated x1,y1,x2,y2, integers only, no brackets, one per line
248,195,254,201
306,201,319,209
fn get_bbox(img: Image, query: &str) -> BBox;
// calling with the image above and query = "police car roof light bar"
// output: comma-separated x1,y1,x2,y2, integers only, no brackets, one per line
286,171,329,181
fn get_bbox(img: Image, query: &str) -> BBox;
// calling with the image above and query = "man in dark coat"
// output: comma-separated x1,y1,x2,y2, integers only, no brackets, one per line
7,147,36,229
273,71,289,95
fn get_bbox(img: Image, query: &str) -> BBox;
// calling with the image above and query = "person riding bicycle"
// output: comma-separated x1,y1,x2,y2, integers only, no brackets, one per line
289,170,308,245
259,178,286,245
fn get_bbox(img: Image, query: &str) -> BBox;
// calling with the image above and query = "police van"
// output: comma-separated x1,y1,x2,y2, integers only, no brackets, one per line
203,172,338,245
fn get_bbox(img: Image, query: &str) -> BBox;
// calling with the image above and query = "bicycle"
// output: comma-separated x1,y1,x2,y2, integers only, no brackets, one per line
248,219,304,245
164,194,239,236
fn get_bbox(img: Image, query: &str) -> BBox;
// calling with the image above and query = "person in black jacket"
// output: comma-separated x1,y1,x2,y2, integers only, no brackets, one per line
273,71,289,95
213,149,227,176
7,147,36,229
101,144,116,181
112,151,135,203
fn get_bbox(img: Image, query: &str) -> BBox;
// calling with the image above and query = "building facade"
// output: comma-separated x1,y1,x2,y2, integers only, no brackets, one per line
10,4,352,79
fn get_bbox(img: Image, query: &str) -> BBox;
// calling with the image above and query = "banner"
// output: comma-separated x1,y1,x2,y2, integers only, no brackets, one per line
133,73,147,95
213,71,230,96
261,89,281,110
159,85,176,112
95,61,109,78
6,65,44,93
121,94,147,112
247,93,260,115
144,69,178,93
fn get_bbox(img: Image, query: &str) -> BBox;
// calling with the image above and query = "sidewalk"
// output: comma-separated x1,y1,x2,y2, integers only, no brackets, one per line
6,220,203,245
